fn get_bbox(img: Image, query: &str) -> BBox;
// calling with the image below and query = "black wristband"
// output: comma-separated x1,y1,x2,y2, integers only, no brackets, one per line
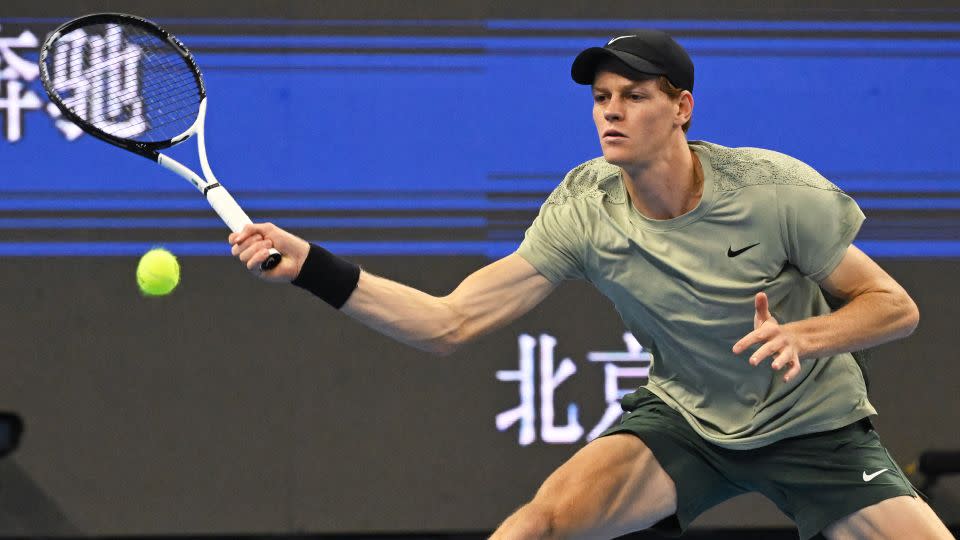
291,244,361,309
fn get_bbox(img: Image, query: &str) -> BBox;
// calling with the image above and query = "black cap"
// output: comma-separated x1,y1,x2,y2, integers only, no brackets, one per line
571,30,694,91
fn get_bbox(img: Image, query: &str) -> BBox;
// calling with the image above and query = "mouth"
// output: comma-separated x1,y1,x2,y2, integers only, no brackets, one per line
602,129,627,140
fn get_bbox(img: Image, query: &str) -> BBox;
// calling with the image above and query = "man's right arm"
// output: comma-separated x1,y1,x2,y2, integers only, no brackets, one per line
229,223,557,355
342,254,556,354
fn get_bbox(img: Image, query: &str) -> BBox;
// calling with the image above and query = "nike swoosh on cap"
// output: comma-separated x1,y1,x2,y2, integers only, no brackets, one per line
607,35,634,45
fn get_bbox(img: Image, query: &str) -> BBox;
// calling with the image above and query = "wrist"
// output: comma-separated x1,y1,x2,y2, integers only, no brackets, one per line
784,320,813,359
291,243,361,309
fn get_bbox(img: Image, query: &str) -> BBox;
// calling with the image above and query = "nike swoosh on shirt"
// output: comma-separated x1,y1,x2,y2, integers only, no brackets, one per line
727,243,760,257
862,469,889,482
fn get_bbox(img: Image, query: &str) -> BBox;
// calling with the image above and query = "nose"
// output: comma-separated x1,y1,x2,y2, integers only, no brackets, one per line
603,97,623,122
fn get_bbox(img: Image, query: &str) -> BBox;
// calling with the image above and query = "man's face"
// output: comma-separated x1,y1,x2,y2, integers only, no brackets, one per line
591,69,682,168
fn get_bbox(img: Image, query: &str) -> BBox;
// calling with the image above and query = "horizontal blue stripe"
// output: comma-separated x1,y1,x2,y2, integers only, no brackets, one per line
2,196,958,211
677,37,960,52
856,241,960,257
0,198,543,211
324,241,517,257
182,36,960,53
0,241,956,258
0,186,547,195
485,179,960,193
197,54,486,68
0,242,231,256
184,35,491,47
0,217,486,229
837,179,960,192
0,241,519,258
487,20,960,32
17,34,960,69
183,35,960,50
10,18,959,32
856,198,960,210
7,177,960,196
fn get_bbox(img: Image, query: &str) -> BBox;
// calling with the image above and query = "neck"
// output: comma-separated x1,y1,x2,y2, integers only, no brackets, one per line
620,139,702,220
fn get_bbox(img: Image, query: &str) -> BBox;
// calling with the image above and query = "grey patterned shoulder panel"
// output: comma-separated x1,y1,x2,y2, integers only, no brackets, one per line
703,142,843,194
545,157,623,206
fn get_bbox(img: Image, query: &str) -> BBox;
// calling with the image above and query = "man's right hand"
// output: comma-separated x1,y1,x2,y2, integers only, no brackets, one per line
229,223,310,282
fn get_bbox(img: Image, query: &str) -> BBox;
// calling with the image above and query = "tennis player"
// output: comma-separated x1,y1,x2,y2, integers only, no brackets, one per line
230,30,953,540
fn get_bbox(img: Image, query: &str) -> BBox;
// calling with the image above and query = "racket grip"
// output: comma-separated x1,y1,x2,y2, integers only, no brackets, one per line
262,249,282,271
206,185,284,271
206,184,252,232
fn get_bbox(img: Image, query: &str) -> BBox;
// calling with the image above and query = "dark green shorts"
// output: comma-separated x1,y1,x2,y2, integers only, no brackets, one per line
600,387,917,540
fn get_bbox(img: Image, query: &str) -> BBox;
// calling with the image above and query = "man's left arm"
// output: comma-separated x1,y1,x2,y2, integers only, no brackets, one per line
732,244,919,382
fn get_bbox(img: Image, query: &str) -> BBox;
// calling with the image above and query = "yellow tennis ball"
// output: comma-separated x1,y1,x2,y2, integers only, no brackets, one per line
137,248,180,296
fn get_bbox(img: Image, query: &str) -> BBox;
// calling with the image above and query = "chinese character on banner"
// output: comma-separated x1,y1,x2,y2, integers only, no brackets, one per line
45,24,147,139
585,332,652,440
496,334,584,446
537,334,584,443
496,332,653,446
0,26,43,142
495,335,537,446
0,22,149,143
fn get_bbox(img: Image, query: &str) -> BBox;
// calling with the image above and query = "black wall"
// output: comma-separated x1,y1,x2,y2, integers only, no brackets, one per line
0,256,957,534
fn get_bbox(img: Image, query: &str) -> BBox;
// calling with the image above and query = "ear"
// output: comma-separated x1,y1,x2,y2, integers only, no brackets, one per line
676,90,694,128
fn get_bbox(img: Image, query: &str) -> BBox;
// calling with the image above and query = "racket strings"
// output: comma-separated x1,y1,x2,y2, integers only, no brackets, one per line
55,59,195,136
92,52,193,103
44,22,202,143
100,71,199,129
80,60,194,125
49,27,198,139
47,47,197,141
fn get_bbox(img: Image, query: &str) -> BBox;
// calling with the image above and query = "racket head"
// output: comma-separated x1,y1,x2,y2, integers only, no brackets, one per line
39,13,206,158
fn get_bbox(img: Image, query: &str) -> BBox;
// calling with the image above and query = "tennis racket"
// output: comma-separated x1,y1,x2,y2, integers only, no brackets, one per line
39,13,282,271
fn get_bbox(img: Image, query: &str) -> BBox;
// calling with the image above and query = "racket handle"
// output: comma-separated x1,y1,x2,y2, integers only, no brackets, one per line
206,185,284,271
205,184,252,231
261,249,282,271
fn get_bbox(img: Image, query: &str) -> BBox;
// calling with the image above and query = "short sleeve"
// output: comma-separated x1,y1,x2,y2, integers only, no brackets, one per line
777,183,865,282
516,200,587,283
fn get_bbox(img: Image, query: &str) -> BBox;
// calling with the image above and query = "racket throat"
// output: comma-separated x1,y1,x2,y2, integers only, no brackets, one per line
195,99,220,185
157,154,206,191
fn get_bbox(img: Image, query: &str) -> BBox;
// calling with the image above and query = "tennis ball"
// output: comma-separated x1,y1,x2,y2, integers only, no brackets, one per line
136,248,180,296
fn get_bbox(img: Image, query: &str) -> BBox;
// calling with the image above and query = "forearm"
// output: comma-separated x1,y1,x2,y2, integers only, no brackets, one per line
340,271,463,354
231,231,552,352
288,247,554,355
787,289,919,359
339,255,555,355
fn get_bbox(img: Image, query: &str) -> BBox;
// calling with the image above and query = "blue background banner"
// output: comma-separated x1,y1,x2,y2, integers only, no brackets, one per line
2,18,959,256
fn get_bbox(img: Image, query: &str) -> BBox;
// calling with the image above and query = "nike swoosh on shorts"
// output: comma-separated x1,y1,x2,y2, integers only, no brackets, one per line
863,468,889,482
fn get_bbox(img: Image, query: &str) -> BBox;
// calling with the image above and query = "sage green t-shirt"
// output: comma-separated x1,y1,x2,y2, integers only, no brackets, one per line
517,140,874,450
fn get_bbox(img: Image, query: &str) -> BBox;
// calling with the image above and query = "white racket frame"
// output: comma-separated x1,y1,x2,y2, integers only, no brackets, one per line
40,14,282,269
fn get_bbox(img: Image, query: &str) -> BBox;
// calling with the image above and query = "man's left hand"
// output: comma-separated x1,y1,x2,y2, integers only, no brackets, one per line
732,292,803,382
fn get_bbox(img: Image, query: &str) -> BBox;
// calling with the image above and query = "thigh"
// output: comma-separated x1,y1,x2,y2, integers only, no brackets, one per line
530,433,678,539
822,495,954,540
748,420,930,540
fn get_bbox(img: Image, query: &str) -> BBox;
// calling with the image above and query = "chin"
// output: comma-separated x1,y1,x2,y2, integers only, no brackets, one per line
601,144,652,170
601,148,632,168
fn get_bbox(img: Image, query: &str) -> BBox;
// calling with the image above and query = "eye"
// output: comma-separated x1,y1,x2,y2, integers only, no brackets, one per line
593,94,608,104
629,93,646,102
